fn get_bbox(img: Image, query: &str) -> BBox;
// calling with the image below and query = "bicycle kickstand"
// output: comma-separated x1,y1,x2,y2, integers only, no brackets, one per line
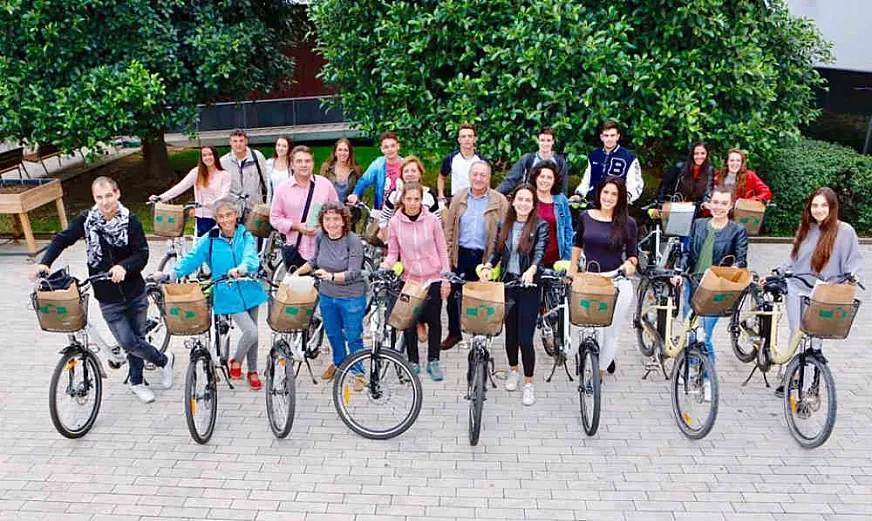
219,362,234,389
302,357,317,385
561,355,574,382
545,356,560,383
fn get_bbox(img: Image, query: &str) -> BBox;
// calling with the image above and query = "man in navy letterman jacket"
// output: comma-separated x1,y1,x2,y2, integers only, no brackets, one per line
572,120,644,204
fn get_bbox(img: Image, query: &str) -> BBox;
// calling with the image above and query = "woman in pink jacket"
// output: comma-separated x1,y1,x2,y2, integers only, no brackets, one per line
382,182,451,381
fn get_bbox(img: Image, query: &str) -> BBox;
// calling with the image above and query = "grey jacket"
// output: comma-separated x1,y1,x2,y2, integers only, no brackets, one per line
220,148,271,209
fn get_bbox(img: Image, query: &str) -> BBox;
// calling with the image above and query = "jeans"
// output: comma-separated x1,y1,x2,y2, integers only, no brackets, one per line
447,246,484,337
504,276,538,378
100,293,168,386
683,279,719,362
196,217,216,237
319,293,366,370
230,306,260,372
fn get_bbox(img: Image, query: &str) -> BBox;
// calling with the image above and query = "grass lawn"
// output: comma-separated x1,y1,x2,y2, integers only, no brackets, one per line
0,143,656,235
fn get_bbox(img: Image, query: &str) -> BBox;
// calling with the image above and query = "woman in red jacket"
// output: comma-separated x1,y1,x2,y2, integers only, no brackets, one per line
715,148,772,202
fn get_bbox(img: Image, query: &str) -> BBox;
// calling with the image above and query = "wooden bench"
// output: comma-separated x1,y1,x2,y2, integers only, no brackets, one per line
0,148,29,179
23,143,64,176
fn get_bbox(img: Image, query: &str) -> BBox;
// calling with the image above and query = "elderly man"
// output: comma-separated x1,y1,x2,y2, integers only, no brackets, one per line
441,161,509,350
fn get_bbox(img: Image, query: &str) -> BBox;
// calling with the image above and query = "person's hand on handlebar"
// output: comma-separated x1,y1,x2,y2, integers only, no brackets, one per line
521,266,536,286
29,264,50,282
108,265,127,284
148,195,160,203
227,266,246,279
346,193,359,205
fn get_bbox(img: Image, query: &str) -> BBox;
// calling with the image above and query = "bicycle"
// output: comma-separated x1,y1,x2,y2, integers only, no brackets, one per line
331,269,423,440
634,268,724,440
444,272,531,445
730,269,862,448
538,266,573,382
346,200,384,273
33,270,167,438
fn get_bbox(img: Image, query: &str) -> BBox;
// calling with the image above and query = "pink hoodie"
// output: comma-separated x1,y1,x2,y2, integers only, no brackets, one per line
385,208,450,288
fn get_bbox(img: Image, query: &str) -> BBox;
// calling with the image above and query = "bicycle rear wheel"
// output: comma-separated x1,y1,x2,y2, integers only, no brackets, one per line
729,287,762,363
145,287,170,354
468,356,486,446
332,348,422,440
578,343,601,436
783,353,836,449
634,278,657,357
185,352,217,444
49,349,103,439
265,344,296,438
157,252,177,273
671,346,718,440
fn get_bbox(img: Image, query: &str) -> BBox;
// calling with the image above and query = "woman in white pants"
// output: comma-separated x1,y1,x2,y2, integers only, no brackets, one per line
568,176,638,379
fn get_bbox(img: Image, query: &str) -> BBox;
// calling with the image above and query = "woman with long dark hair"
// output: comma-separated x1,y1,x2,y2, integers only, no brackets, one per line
266,136,293,193
529,160,572,267
150,146,230,236
776,187,863,396
568,176,638,379
480,184,548,406
657,142,715,205
320,138,362,203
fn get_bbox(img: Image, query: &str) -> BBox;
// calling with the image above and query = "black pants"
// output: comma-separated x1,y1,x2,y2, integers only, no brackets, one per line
504,276,538,378
447,246,484,337
404,284,443,364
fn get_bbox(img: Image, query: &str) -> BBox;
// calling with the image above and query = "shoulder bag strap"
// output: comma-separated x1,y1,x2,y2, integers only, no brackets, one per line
295,179,316,249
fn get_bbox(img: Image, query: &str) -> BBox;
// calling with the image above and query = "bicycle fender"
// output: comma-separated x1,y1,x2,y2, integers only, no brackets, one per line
58,345,108,379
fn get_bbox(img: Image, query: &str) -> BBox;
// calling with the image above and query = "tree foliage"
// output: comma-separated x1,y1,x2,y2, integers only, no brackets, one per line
310,0,832,171
0,0,302,179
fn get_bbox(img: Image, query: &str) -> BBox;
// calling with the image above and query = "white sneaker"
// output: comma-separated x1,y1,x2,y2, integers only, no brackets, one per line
704,379,712,403
161,351,175,389
130,384,155,403
505,370,521,392
522,383,536,406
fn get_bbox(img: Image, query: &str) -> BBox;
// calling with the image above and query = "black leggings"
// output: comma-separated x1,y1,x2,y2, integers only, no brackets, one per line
504,279,538,378
403,284,443,364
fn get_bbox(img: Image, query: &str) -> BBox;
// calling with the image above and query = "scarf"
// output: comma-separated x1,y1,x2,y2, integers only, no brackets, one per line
84,203,130,268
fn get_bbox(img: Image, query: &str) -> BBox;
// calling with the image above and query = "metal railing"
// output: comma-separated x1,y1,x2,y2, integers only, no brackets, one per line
194,96,347,132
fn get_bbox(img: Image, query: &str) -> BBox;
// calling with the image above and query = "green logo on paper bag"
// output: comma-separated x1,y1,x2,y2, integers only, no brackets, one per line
283,306,314,317
169,307,196,320
156,215,175,224
712,294,728,303
579,298,609,312
464,305,496,317
254,219,264,227
39,304,68,315
818,306,850,320
739,217,761,226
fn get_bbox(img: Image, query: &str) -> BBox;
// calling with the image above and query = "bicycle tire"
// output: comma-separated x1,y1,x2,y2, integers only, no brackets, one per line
540,288,559,358
145,287,171,354
670,346,718,440
468,357,486,446
634,278,657,357
265,344,296,438
49,349,102,439
783,354,836,449
578,344,601,436
332,348,422,440
729,287,760,363
185,351,217,444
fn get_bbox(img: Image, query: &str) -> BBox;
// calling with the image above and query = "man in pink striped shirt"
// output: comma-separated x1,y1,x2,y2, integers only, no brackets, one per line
270,146,339,263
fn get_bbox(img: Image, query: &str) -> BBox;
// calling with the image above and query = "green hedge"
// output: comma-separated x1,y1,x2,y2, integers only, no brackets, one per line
760,138,872,236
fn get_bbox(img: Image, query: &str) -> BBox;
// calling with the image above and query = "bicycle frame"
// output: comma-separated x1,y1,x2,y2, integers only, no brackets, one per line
638,289,703,380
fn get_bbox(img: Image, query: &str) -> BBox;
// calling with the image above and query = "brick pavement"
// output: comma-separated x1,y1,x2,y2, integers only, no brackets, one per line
1,241,870,521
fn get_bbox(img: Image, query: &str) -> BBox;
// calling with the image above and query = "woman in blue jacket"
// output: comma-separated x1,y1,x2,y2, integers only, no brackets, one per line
170,197,268,390
530,160,573,267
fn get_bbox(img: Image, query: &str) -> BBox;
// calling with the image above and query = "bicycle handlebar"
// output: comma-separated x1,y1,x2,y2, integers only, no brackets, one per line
146,198,202,211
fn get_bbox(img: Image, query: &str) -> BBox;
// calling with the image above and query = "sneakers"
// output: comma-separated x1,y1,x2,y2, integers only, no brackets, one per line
321,365,336,381
247,372,262,391
427,360,444,382
440,334,462,351
410,362,420,375
704,379,712,402
130,384,155,404
160,351,175,389
522,383,536,406
229,359,242,380
505,370,521,392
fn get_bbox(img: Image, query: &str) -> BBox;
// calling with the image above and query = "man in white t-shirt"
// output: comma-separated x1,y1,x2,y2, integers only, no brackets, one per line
438,124,484,205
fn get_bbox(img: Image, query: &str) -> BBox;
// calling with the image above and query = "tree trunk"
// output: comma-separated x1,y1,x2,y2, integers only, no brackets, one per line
142,133,174,185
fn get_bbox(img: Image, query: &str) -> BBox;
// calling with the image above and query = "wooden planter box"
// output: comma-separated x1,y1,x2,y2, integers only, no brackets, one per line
0,178,68,255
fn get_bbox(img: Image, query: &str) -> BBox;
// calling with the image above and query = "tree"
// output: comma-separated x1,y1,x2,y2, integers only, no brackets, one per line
310,0,832,174
0,1,303,182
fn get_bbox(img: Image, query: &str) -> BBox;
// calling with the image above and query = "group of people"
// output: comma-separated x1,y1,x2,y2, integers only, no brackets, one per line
31,123,863,408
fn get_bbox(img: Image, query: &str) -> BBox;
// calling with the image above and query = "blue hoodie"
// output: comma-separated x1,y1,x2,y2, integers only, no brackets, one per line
173,224,267,315
352,155,404,210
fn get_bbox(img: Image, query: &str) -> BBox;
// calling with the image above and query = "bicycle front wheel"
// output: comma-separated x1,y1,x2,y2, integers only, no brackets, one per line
578,344,601,436
145,287,170,354
49,349,103,439
332,348,423,440
468,357,486,446
783,353,836,449
185,352,217,444
729,287,760,363
265,344,296,438
671,346,719,440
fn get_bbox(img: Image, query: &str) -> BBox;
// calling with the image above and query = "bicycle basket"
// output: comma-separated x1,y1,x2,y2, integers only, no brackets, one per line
800,283,860,340
690,266,752,317
161,283,211,335
569,273,618,327
661,201,695,237
461,281,505,336
387,280,428,331
153,202,186,237
32,286,88,333
268,278,318,332
243,203,273,238
733,199,767,236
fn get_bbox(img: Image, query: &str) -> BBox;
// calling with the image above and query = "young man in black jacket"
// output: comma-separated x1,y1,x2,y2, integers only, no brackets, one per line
497,127,569,196
32,177,174,403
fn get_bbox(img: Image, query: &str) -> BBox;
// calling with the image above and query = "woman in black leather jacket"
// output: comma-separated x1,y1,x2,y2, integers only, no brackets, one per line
481,184,548,406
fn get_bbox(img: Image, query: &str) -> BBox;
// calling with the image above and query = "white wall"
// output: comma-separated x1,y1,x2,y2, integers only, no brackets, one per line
787,0,872,73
